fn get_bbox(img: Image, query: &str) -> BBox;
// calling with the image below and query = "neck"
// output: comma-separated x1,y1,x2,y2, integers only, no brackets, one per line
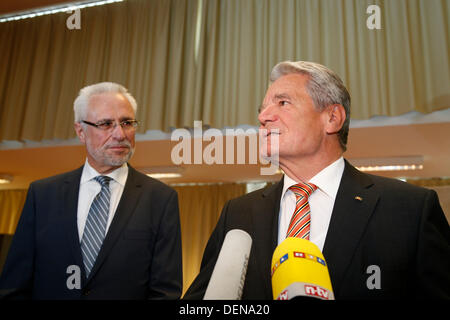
279,150,343,182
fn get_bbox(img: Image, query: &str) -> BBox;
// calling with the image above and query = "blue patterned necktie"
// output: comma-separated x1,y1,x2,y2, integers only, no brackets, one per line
81,175,112,277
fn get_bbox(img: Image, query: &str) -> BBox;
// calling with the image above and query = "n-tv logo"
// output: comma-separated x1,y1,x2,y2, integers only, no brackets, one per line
277,290,289,300
304,285,330,300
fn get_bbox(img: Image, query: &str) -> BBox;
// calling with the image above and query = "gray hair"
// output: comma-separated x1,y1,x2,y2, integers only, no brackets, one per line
270,61,351,151
73,82,137,123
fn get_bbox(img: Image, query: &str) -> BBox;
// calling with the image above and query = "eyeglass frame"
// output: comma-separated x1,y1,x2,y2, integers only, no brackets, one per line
81,119,140,131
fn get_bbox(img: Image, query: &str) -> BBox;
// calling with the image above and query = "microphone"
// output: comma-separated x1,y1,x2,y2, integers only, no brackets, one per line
271,237,334,300
203,229,252,300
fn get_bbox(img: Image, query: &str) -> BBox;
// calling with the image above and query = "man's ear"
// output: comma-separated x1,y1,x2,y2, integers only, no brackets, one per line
74,122,86,144
325,104,346,134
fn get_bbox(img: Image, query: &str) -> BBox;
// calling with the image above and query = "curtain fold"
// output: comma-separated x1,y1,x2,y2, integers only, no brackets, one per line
0,0,448,142
0,189,27,235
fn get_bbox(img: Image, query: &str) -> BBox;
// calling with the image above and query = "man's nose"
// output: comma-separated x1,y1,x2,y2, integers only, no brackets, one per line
111,123,126,140
258,104,277,125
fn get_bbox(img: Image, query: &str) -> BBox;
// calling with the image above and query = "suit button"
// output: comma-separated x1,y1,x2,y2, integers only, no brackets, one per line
83,289,91,296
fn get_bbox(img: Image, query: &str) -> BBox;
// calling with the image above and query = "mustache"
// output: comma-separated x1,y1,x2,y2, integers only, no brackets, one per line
104,141,132,149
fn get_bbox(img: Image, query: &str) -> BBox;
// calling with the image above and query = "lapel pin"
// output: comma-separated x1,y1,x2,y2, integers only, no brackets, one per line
355,196,363,201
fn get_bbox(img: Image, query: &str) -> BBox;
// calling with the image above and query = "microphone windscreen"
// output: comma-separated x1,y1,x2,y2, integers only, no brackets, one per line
203,229,252,300
271,237,334,300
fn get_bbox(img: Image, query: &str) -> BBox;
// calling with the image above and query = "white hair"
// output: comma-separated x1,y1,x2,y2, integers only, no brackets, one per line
270,61,351,151
73,82,137,122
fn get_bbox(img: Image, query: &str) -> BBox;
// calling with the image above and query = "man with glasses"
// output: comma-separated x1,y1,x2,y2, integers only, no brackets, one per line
0,82,183,300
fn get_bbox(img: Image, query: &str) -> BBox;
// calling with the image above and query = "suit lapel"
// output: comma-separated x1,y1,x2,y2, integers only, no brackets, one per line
62,166,85,278
322,160,379,296
251,179,283,296
86,166,143,282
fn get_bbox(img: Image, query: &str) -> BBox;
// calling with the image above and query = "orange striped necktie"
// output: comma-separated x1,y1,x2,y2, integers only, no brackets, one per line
286,182,318,240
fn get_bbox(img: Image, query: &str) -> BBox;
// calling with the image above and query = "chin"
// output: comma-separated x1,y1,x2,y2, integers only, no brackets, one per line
100,153,130,167
108,148,134,164
107,159,127,166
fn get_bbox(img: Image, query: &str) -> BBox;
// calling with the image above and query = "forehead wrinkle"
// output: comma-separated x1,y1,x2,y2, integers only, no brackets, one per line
273,93,291,101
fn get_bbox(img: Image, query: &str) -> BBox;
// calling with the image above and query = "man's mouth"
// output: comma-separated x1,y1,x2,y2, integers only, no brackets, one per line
263,129,280,137
107,144,131,151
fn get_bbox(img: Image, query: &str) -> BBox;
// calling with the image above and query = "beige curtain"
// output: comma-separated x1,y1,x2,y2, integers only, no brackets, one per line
174,183,247,295
0,189,27,234
196,0,450,124
0,0,203,141
0,0,448,142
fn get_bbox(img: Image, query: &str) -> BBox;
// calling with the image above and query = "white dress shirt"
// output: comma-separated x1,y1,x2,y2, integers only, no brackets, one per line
77,159,128,241
278,156,345,251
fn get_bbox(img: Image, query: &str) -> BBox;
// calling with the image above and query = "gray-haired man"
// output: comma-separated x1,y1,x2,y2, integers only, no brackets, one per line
0,82,183,300
185,61,449,299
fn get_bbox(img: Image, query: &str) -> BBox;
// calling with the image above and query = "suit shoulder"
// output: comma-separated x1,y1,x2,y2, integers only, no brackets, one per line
367,173,433,195
227,186,261,203
30,167,83,189
346,160,435,197
226,182,279,207
129,167,177,194
360,172,441,210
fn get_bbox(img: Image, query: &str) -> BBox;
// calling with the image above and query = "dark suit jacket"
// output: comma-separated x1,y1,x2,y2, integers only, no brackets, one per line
184,160,450,299
0,165,183,300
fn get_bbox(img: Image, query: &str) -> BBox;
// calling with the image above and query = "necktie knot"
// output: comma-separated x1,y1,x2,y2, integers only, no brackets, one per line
94,175,112,188
289,182,318,199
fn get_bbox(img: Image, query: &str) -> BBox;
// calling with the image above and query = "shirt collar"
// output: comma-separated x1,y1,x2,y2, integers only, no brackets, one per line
80,159,128,186
282,156,345,200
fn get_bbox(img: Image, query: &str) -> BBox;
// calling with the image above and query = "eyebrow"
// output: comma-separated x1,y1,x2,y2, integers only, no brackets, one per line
95,117,134,123
119,116,134,121
258,93,292,113
273,93,292,101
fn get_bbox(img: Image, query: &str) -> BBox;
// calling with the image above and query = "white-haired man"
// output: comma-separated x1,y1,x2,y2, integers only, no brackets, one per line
0,82,183,300
185,61,449,299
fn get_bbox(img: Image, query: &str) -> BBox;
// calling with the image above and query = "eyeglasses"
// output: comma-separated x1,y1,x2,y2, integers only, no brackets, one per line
81,119,139,131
